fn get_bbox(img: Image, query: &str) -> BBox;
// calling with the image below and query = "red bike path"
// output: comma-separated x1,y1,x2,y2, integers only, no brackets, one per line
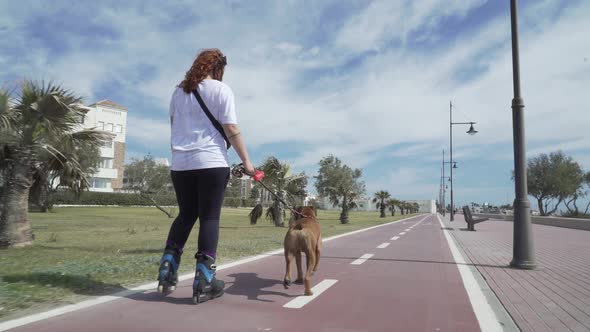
6,214,482,332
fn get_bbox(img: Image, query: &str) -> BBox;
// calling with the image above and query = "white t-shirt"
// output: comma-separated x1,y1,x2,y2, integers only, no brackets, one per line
169,79,237,171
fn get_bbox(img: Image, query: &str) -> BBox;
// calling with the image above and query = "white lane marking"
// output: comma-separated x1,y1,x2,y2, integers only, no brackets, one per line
351,253,374,265
399,232,406,235
436,215,502,332
405,228,411,232
377,242,390,249
390,236,400,241
0,215,426,332
321,215,425,244
283,279,338,309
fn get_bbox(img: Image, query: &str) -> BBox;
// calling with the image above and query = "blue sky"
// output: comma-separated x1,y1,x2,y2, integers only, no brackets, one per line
1,0,589,210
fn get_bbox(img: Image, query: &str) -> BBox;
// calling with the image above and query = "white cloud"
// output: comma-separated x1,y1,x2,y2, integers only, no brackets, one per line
1,0,589,204
334,0,488,53
125,115,170,149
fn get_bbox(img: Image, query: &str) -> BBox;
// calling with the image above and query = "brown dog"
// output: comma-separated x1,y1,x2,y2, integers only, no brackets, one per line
283,206,322,296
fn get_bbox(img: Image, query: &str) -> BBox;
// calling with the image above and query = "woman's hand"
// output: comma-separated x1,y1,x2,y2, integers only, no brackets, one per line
243,161,256,177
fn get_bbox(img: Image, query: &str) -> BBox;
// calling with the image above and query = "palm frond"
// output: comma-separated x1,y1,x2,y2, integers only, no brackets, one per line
249,204,263,225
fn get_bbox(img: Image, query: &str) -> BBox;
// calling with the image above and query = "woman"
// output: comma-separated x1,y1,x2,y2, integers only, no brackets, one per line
157,49,255,304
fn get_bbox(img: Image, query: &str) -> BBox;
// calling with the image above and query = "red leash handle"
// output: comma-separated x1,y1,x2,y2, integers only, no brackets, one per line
253,170,265,182
232,164,306,218
231,164,265,182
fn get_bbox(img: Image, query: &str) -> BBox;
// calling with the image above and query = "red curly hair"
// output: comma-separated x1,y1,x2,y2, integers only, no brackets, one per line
180,48,227,93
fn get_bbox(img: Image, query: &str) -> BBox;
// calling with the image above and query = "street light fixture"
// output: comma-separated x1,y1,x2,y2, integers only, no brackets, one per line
449,101,477,221
509,0,536,270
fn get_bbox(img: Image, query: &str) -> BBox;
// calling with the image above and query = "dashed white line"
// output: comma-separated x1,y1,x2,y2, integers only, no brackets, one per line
390,236,400,241
377,242,390,249
405,229,411,232
399,232,406,235
283,279,339,309
351,254,374,265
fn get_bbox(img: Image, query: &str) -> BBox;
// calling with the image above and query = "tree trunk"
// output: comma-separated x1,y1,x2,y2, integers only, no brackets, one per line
537,198,546,216
340,193,349,224
545,198,563,216
38,177,50,212
142,194,174,218
273,199,284,227
379,199,386,218
0,161,34,248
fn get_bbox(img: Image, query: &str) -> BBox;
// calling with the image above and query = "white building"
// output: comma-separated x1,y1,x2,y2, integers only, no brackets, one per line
80,100,128,192
404,199,436,214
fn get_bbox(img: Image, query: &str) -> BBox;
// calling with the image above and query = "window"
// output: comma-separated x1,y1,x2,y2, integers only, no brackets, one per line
116,125,123,133
102,139,113,148
99,158,113,168
90,178,108,188
106,123,113,132
97,121,104,130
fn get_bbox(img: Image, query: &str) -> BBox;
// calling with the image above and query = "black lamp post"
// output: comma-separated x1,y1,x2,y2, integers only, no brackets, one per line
449,101,478,221
440,150,453,216
509,0,536,269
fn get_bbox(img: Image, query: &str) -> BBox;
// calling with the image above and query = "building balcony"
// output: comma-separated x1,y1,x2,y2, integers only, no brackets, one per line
95,167,118,179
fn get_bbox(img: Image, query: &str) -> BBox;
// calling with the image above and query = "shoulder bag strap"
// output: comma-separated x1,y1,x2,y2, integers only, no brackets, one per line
192,89,232,150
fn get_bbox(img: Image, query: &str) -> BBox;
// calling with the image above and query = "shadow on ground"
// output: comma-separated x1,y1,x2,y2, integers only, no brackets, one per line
224,273,296,302
127,273,295,305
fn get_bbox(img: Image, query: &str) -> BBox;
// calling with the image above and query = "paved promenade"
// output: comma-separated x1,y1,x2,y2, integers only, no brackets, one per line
444,214,590,332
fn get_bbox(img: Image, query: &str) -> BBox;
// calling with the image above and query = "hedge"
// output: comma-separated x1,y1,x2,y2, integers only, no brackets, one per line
53,191,258,208
53,190,177,206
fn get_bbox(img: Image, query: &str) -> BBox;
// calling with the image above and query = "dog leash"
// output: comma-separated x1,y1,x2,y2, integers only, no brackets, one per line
231,164,307,219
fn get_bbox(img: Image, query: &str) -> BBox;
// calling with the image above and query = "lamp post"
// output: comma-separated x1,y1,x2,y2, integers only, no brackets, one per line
440,150,451,216
449,101,478,221
509,0,536,269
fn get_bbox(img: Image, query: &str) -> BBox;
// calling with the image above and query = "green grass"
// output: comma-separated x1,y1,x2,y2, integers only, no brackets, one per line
0,207,415,320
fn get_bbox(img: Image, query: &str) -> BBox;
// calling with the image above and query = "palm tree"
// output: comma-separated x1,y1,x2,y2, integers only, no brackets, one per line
387,198,399,216
252,156,307,227
331,190,359,224
29,130,102,211
395,200,406,215
372,190,390,218
412,202,420,214
0,81,107,248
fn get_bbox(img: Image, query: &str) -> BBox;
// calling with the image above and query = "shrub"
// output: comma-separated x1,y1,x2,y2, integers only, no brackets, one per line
52,190,177,206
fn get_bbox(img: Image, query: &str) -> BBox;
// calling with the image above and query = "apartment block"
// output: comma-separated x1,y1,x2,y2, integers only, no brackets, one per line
81,100,128,192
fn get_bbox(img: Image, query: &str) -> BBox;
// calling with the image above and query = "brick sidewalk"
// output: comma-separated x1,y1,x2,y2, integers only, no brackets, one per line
443,215,590,332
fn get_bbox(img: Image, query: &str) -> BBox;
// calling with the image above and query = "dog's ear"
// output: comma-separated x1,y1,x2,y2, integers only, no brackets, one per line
309,205,316,216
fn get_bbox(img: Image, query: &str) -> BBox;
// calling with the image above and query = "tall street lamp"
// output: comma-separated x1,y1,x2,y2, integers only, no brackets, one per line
440,150,453,216
509,0,536,269
449,101,478,221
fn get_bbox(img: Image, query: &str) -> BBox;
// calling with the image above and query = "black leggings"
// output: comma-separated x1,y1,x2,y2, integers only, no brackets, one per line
166,167,230,257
